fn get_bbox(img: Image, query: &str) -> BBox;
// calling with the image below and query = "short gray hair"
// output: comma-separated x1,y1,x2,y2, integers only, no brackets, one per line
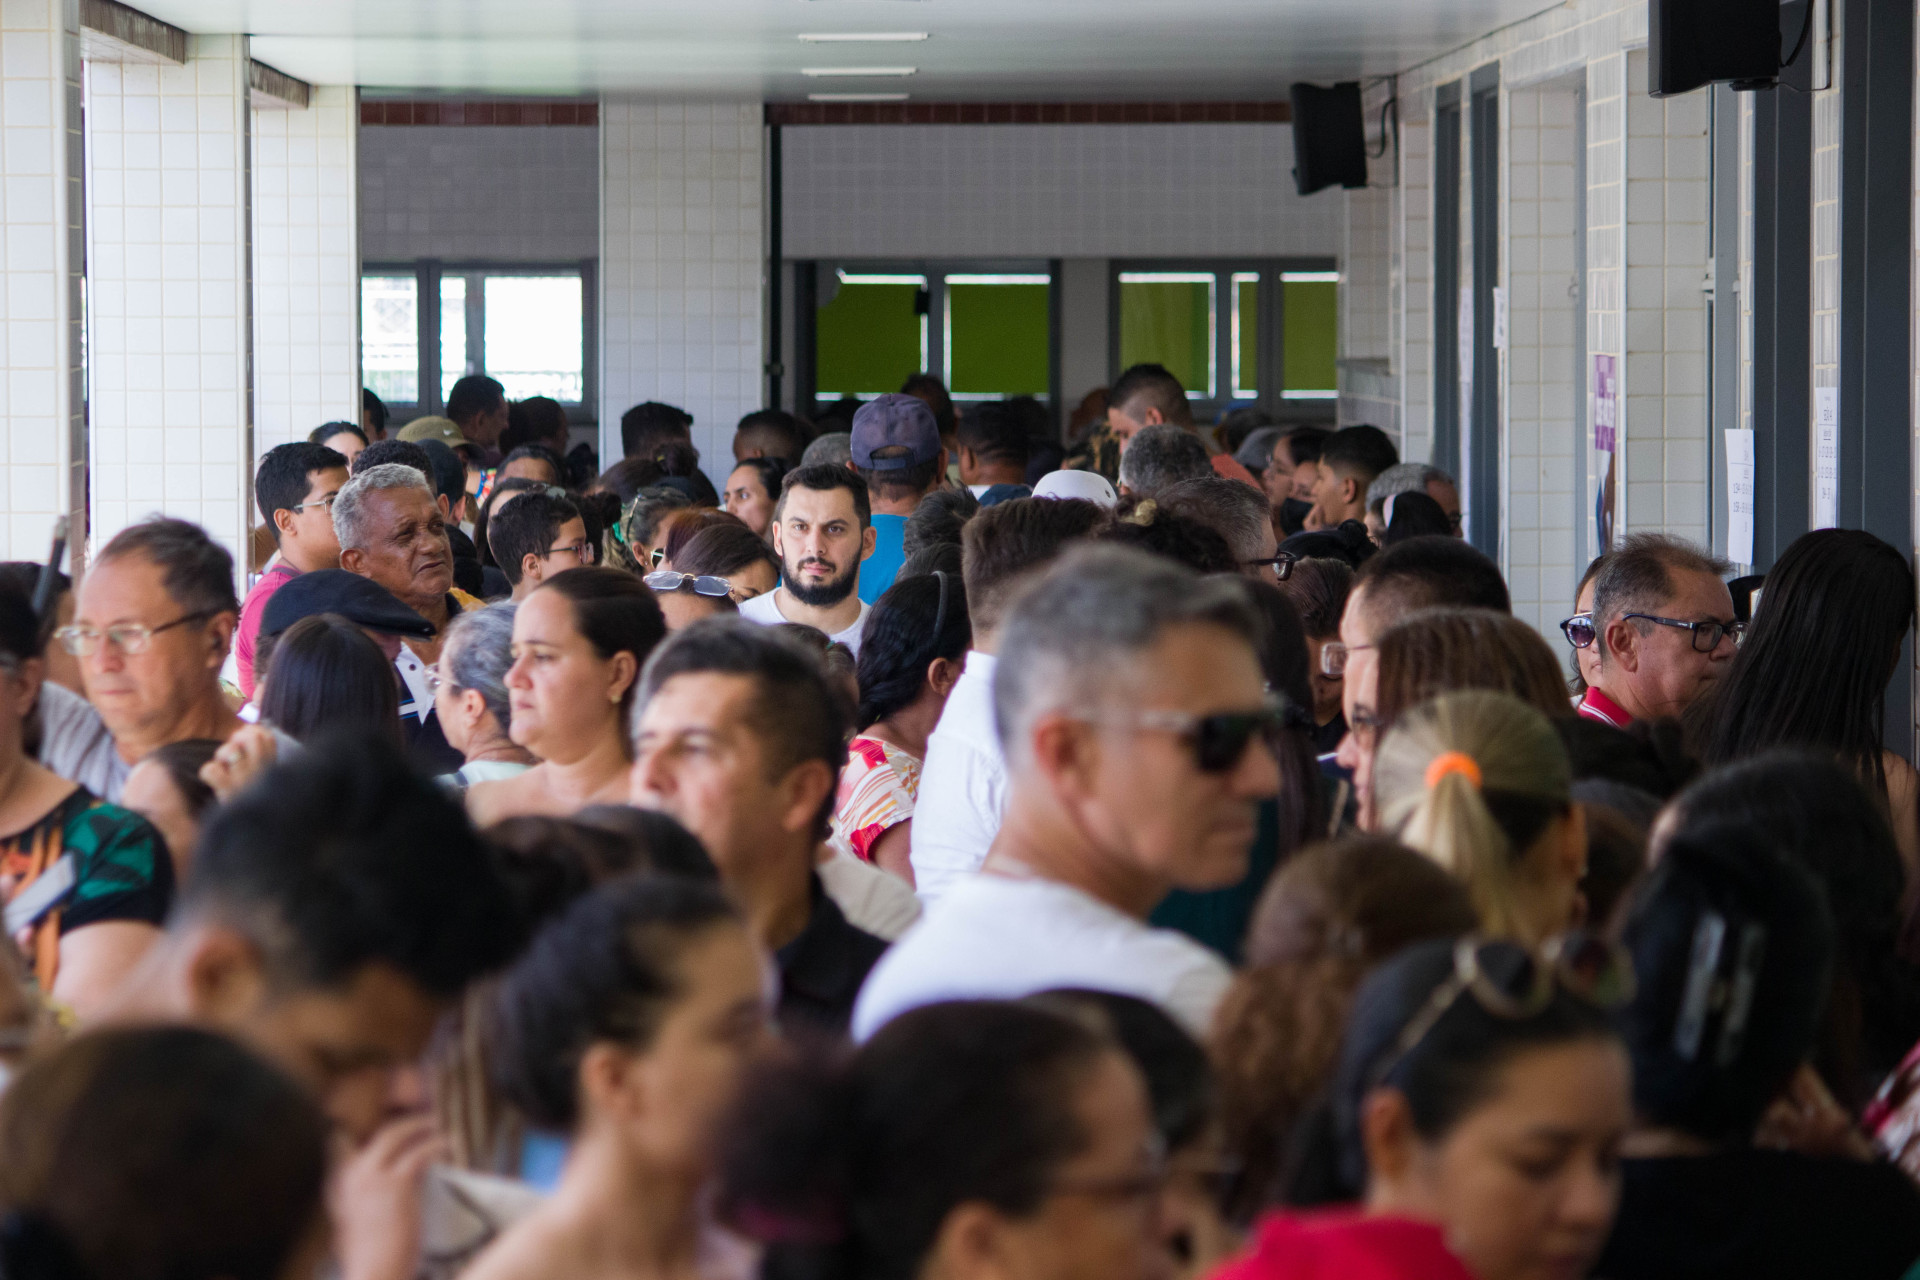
1367,462,1454,509
332,462,433,553
1591,532,1731,660
801,432,853,469
1118,425,1212,497
442,602,518,731
992,544,1258,759
1158,476,1271,564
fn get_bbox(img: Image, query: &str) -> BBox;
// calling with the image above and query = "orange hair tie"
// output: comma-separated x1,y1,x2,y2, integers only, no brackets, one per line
1424,751,1483,790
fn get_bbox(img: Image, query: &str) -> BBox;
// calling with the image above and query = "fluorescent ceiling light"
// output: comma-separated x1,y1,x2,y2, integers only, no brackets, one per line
808,92,911,101
801,66,917,77
797,32,929,42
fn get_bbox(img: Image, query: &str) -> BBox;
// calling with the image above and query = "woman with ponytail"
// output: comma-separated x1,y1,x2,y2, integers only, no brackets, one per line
1372,690,1586,944
719,1000,1168,1280
833,572,972,885
467,876,770,1280
0,1027,327,1280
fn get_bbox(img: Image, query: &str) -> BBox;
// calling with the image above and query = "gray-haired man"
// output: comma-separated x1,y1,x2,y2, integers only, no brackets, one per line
334,462,482,770
854,545,1279,1039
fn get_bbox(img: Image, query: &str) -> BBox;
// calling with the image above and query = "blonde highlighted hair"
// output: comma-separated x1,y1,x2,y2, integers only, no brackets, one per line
1372,689,1572,939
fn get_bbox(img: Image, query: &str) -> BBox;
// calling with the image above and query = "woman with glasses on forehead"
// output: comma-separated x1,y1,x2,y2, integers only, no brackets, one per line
1701,528,1920,879
1371,690,1587,947
0,584,171,1018
1246,933,1629,1280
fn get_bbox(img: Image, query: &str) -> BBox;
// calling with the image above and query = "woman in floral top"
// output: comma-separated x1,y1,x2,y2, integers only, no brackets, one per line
833,572,972,885
0,585,170,1015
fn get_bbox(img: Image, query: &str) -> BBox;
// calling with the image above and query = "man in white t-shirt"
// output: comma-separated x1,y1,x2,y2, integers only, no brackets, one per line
736,463,875,656
855,544,1281,1039
909,495,1110,901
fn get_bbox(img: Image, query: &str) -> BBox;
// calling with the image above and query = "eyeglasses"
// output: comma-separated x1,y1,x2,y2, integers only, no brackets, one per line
1559,612,1596,649
289,492,340,514
1622,612,1744,652
644,570,733,598
1244,552,1299,583
1044,1133,1168,1209
1371,934,1635,1088
55,611,215,657
1319,640,1371,679
1095,696,1300,774
539,539,594,561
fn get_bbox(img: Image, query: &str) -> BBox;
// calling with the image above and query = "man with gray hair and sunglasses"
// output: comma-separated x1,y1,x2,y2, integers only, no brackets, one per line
853,544,1281,1039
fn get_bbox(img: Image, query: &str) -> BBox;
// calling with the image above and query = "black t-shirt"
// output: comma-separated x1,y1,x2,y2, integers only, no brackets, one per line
1595,1150,1920,1280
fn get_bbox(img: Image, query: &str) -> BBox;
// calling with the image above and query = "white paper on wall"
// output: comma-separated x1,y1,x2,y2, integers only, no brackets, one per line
1725,428,1755,565
1814,387,1839,529
1491,286,1507,350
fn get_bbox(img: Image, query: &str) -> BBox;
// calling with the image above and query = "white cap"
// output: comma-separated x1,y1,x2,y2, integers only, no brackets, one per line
1031,470,1118,508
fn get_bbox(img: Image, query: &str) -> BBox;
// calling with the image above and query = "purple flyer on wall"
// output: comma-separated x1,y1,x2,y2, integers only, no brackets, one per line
1592,353,1618,454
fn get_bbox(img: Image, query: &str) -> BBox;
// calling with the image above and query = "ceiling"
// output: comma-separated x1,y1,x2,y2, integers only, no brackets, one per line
133,0,1552,100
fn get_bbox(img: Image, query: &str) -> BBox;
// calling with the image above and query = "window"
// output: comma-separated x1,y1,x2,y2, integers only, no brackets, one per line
806,262,1056,410
360,261,594,419
1110,260,1338,419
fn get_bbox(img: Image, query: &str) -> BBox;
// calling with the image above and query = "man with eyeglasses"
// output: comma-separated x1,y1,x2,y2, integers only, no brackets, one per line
235,442,350,699
485,490,591,603
47,520,254,803
1580,533,1738,728
855,545,1279,1040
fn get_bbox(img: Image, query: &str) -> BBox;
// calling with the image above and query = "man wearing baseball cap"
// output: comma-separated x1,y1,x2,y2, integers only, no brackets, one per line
849,393,948,604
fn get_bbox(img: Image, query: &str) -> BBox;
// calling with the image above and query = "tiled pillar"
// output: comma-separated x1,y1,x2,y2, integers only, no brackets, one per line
599,100,764,479
1585,52,1627,546
1398,109,1433,463
1340,182,1397,434
85,34,251,561
1503,79,1583,640
1810,35,1841,529
0,0,85,560
252,86,359,454
1620,49,1710,546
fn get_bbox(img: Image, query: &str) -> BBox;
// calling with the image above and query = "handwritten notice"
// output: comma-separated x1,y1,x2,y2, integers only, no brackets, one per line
1814,387,1838,528
1725,428,1755,565
1593,354,1618,453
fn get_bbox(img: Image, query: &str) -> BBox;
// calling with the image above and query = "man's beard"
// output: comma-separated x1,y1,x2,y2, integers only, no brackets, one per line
784,556,858,607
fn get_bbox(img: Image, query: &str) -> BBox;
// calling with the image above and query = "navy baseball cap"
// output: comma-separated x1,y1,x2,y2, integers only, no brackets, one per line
262,569,436,639
850,393,943,471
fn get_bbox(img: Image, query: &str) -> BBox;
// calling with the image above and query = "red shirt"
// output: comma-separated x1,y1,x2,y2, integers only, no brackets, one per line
235,562,299,699
1211,453,1261,488
1211,1211,1475,1280
1578,685,1632,728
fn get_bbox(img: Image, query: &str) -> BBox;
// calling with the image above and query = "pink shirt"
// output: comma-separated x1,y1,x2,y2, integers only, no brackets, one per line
235,562,299,699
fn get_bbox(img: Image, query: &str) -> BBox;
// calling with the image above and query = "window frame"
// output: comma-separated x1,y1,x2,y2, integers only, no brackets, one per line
361,258,598,424
796,258,1062,419
1109,257,1339,425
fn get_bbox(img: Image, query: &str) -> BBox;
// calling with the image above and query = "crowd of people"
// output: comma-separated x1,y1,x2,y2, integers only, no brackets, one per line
4,363,1920,1280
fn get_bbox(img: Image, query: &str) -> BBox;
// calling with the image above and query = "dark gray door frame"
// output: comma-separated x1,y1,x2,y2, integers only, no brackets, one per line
1468,63,1501,554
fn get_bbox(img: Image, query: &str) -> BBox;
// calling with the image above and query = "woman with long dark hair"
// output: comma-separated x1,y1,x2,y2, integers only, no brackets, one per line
257,614,402,747
1702,528,1920,873
833,572,971,885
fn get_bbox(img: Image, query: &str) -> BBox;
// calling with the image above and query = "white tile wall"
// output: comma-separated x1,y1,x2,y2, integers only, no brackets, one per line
0,0,86,561
783,124,1343,259
1503,78,1583,640
85,35,251,561
1586,49,1627,557
1621,49,1710,546
1341,180,1398,434
1811,52,1841,523
1399,112,1432,464
253,86,359,455
359,124,599,262
599,100,763,474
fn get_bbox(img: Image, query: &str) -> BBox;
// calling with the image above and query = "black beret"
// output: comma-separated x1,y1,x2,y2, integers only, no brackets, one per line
261,569,435,639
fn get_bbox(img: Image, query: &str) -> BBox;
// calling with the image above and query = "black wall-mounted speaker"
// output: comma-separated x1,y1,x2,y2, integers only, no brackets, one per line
1649,0,1783,96
1290,82,1367,195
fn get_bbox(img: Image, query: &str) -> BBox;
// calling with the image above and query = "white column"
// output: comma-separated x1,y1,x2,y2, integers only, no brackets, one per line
0,0,85,560
1398,108,1433,464
252,85,359,454
599,100,764,478
85,34,251,562
1584,52,1627,545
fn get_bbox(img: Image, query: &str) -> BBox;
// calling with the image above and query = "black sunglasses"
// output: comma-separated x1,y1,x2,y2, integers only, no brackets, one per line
1559,612,1596,649
1244,552,1299,583
1622,612,1744,653
1124,697,1309,774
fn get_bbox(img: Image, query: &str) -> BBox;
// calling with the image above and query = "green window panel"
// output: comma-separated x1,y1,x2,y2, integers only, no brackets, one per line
1232,273,1259,399
816,275,926,397
1282,276,1339,397
1118,273,1214,397
946,276,1049,397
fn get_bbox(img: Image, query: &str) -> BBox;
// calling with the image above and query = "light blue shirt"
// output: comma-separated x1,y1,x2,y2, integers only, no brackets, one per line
858,512,909,604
